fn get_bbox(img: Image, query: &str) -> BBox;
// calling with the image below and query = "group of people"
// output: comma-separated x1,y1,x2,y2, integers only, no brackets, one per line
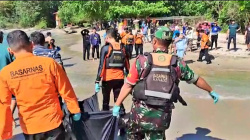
0,30,81,140
0,26,220,140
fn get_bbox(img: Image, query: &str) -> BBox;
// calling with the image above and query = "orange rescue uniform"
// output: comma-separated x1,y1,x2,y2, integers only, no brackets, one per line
126,34,135,45
135,34,143,44
99,42,130,81
0,53,80,139
120,32,127,44
201,33,209,49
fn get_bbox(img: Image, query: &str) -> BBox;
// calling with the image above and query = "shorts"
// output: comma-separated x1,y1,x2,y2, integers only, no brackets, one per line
12,95,16,100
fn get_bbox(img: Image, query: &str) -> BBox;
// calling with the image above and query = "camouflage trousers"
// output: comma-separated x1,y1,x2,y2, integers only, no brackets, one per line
126,101,172,140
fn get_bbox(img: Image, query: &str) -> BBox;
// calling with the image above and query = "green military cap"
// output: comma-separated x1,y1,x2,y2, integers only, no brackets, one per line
155,26,173,40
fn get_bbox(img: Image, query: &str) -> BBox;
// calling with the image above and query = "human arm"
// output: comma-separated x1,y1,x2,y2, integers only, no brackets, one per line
96,45,109,82
51,61,80,114
245,31,247,39
114,83,133,106
115,59,139,106
177,60,218,103
237,25,241,32
0,74,13,139
98,33,101,45
217,26,222,32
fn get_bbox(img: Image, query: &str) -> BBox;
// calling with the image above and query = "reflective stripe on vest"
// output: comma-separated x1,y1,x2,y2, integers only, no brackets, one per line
145,90,172,99
151,68,170,72
113,51,122,54
109,63,124,67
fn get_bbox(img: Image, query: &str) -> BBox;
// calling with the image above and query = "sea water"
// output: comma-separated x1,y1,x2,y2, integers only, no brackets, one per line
179,70,250,100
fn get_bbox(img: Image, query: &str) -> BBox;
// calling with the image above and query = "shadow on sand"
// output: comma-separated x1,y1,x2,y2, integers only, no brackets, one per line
64,63,76,68
177,127,225,140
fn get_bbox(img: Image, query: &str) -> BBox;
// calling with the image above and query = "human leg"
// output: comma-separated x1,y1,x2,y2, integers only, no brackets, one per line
86,45,90,60
233,36,236,51
101,81,112,111
112,79,125,115
198,49,205,61
135,44,139,56
214,34,218,49
204,48,211,64
24,124,65,140
96,45,100,59
139,44,143,55
92,46,95,59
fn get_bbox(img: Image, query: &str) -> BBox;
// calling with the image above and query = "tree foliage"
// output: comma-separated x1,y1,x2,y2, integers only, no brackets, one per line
0,1,249,29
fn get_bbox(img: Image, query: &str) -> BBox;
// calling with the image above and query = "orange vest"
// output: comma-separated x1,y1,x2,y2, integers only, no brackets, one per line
126,34,134,45
120,32,127,44
201,33,209,49
101,42,130,81
135,34,143,44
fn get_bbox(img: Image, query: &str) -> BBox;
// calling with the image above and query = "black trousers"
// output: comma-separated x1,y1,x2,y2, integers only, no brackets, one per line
23,124,65,140
211,34,218,49
126,44,133,59
83,44,90,60
102,79,125,112
92,45,100,59
198,48,211,63
227,35,236,50
135,44,143,56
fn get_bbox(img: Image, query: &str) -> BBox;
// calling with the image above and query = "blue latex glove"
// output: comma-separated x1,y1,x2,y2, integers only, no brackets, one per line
73,113,81,121
209,91,219,104
112,105,121,117
95,83,101,93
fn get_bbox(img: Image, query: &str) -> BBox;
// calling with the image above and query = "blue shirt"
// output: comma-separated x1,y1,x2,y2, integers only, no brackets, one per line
143,26,148,35
211,23,222,35
90,33,101,46
172,30,180,39
175,38,188,58
183,26,187,35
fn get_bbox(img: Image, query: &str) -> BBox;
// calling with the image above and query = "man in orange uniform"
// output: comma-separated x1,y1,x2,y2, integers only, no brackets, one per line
95,29,130,115
134,30,144,56
197,29,212,64
120,27,128,48
0,30,81,140
126,29,135,59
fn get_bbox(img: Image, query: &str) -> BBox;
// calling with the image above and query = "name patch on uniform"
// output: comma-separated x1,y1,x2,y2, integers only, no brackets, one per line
153,74,168,82
10,65,44,79
114,56,122,60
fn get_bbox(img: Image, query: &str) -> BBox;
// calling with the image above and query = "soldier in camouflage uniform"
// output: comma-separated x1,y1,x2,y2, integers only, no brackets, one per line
112,26,219,140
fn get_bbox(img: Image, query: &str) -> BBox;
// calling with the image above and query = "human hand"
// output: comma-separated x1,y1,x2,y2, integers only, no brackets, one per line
209,91,219,104
73,113,81,121
95,83,101,93
112,105,121,117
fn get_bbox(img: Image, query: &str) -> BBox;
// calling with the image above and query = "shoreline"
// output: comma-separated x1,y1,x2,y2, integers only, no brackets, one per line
9,28,250,139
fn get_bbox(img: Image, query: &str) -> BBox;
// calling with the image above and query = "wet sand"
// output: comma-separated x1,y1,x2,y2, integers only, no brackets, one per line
12,28,250,140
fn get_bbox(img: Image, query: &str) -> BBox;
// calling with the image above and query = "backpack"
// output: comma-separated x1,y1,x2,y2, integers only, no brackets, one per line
105,44,126,69
133,53,180,106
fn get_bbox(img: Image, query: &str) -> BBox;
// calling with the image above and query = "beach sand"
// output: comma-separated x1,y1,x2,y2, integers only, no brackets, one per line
11,28,250,140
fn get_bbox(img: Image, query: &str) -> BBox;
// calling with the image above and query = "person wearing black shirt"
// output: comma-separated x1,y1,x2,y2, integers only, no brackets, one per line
81,29,91,60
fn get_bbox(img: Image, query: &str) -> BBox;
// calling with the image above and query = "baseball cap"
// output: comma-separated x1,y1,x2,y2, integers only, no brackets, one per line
155,26,173,40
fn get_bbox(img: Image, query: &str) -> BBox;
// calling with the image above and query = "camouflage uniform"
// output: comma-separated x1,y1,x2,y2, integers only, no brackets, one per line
126,54,198,140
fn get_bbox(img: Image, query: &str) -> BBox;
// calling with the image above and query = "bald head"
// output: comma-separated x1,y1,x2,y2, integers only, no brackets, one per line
7,30,31,52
